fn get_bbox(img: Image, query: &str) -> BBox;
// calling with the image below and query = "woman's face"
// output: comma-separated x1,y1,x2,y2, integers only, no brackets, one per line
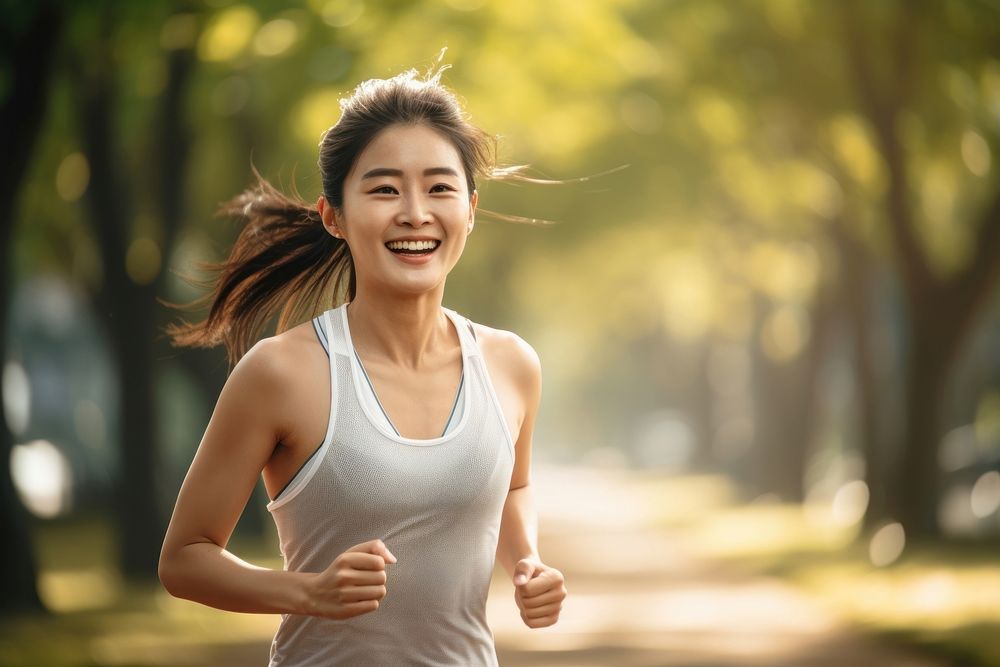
323,123,478,298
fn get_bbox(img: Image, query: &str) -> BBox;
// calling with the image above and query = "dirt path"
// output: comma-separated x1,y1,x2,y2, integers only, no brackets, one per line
487,465,944,667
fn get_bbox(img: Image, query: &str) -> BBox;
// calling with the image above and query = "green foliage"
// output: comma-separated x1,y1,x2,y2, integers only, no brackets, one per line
11,0,1000,470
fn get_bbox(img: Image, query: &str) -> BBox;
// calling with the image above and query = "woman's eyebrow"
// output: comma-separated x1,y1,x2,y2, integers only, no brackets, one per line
361,167,460,179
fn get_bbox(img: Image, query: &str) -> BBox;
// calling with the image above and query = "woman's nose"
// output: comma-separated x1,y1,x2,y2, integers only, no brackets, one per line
397,194,432,225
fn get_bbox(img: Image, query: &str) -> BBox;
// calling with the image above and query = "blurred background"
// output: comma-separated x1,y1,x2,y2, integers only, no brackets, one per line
2,0,1000,665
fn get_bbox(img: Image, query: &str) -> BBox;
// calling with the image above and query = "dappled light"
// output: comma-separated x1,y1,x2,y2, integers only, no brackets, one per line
869,522,906,568
760,304,810,362
253,18,300,58
826,114,885,190
829,479,870,527
10,440,73,518
197,6,260,62
970,471,1000,518
54,153,89,203
3,360,31,436
314,0,366,28
125,239,162,286
292,88,344,148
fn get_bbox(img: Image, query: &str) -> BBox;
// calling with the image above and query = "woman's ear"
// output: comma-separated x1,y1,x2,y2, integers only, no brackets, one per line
468,190,478,234
317,195,343,239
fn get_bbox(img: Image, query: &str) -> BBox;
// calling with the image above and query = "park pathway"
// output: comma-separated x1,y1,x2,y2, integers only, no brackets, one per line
487,464,944,667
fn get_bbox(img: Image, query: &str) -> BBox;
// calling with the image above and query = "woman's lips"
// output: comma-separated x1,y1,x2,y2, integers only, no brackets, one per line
386,242,440,265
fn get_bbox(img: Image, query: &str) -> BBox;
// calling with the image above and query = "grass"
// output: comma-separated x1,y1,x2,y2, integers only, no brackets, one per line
0,512,281,667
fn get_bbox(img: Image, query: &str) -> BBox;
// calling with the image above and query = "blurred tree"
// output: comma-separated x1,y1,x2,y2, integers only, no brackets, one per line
838,0,1000,537
748,282,836,501
830,216,888,529
636,0,1000,535
0,3,63,614
69,2,199,579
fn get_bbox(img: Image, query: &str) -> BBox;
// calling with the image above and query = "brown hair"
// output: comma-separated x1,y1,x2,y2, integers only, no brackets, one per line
162,64,541,367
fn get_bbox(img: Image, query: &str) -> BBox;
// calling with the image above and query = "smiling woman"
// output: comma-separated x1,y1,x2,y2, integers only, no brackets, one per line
156,63,567,666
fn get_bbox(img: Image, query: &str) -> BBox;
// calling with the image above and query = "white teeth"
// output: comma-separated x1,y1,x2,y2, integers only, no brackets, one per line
385,240,440,251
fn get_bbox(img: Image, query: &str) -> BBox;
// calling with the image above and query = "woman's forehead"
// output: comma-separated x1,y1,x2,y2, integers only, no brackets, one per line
353,124,464,175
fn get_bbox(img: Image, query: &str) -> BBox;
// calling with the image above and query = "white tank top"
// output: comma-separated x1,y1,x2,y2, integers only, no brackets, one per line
266,303,515,666
309,307,467,440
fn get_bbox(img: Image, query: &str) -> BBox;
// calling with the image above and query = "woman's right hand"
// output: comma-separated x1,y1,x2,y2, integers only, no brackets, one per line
305,539,397,620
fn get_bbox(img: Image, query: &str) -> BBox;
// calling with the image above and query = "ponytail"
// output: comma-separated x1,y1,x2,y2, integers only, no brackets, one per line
161,168,354,367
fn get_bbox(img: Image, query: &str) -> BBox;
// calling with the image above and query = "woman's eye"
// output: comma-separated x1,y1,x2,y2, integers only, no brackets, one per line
431,184,455,193
371,185,397,194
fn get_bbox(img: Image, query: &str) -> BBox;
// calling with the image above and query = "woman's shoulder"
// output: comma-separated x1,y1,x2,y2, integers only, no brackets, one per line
233,319,325,389
463,317,542,390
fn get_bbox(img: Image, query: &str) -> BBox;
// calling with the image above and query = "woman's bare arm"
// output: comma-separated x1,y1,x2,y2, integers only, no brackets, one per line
493,334,566,628
495,335,542,577
158,338,313,615
159,336,395,620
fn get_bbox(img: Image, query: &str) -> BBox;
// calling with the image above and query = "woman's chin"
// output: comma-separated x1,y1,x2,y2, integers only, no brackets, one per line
377,273,448,297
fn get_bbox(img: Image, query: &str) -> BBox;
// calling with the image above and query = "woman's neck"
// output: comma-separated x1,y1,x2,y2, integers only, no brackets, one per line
345,288,454,370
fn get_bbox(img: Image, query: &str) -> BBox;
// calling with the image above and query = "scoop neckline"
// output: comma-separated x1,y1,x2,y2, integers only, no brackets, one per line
339,303,471,446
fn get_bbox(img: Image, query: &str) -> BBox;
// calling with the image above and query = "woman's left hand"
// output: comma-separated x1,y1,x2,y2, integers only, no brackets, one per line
511,558,566,629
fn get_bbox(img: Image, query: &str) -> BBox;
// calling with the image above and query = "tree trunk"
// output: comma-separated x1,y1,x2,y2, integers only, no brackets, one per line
840,0,1000,537
690,340,717,471
74,28,161,581
104,287,167,579
832,223,890,530
894,311,958,539
749,285,832,502
0,4,63,615
74,14,204,577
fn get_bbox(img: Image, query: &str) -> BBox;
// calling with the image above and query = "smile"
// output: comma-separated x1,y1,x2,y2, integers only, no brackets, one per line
385,240,441,255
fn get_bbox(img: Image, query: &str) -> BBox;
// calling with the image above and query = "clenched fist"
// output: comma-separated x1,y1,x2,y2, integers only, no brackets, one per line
305,539,397,620
512,558,566,629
